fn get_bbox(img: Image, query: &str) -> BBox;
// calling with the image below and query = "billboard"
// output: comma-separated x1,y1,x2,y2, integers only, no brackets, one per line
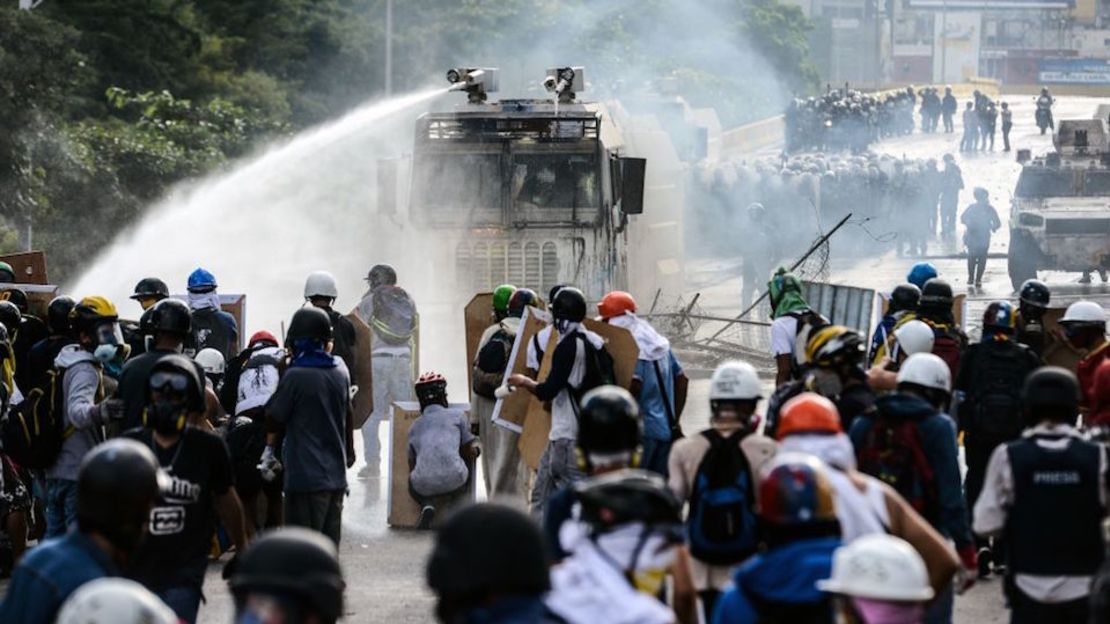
933,11,981,83
1039,58,1110,85
907,1,1073,8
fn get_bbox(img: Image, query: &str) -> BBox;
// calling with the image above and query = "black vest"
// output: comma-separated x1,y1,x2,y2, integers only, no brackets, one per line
1006,434,1106,576
191,308,233,360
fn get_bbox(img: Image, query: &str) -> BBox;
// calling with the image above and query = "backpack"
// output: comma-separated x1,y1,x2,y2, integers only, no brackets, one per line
472,328,514,399
570,332,615,403
929,324,965,379
788,310,829,378
857,415,939,523
686,429,759,565
966,343,1033,440
369,286,417,346
235,347,283,415
2,368,73,469
192,308,233,360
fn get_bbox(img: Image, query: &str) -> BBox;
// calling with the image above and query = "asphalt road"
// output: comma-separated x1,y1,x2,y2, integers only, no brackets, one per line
5,94,1107,623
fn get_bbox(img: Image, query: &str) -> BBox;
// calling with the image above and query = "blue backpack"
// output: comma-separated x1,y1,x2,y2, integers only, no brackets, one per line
686,429,759,565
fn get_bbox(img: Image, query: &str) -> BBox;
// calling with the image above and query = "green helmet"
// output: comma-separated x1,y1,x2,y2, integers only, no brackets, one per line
493,284,517,312
0,261,13,282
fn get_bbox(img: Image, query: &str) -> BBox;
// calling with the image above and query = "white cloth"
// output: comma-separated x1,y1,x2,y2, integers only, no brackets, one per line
547,521,676,624
607,313,669,361
779,433,889,542
235,346,283,414
770,315,798,357
972,423,1107,603
527,326,554,371
187,291,222,312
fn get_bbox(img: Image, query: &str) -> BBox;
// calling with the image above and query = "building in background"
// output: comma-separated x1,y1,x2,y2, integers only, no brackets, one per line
785,0,1110,88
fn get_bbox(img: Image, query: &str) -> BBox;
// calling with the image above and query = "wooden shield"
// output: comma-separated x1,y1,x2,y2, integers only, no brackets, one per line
464,293,495,395
878,291,968,329
0,250,49,284
492,306,550,432
1041,307,1083,372
0,283,58,319
346,312,375,428
581,319,639,388
387,401,475,528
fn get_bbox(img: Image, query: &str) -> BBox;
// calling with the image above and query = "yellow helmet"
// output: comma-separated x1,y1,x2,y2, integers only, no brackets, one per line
805,325,865,368
71,296,119,330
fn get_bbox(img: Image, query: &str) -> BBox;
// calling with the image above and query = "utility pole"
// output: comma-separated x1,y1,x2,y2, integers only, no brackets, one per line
940,0,948,82
384,0,393,97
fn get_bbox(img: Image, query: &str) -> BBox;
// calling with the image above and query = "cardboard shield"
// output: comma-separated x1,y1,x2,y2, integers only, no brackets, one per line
516,320,639,470
387,401,475,528
0,283,59,319
346,312,375,428
464,294,495,396
877,291,968,329
1041,307,1083,372
492,306,551,432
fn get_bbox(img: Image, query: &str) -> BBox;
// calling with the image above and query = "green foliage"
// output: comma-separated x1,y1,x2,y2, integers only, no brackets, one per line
0,0,818,281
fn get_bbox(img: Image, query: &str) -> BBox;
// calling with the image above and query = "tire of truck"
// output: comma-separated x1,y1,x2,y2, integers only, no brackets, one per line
1008,230,1038,291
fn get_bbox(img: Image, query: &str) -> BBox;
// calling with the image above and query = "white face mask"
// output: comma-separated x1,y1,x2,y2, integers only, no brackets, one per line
595,524,679,595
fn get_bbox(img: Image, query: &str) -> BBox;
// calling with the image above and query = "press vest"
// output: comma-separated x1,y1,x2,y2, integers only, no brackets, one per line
1006,434,1105,576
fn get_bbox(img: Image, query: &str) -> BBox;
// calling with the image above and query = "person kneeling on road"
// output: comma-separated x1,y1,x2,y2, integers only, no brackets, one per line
262,306,355,546
408,372,479,530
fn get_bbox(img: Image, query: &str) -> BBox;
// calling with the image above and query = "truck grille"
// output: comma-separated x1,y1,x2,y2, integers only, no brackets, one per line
1045,218,1110,235
456,240,559,295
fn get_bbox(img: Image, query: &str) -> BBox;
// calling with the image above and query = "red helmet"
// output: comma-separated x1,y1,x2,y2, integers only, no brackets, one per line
415,372,448,408
248,330,278,348
598,291,637,320
776,393,842,440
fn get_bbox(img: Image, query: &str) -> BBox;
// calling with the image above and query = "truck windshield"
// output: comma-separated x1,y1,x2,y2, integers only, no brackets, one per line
511,153,598,210
1014,169,1077,198
1084,171,1110,196
415,153,501,210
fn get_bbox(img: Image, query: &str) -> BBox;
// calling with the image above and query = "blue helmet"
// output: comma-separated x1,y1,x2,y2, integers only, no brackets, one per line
906,262,937,290
187,268,217,292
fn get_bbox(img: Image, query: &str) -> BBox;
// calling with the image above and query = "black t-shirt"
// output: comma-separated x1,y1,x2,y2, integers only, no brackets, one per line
326,308,357,373
13,315,49,392
115,349,207,431
123,427,233,589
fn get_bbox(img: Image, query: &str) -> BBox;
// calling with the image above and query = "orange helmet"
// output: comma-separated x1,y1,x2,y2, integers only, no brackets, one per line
598,291,637,320
776,392,841,440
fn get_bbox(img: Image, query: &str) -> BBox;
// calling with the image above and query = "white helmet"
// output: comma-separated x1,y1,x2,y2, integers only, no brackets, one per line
896,352,951,393
817,534,933,602
893,320,935,358
1060,300,1106,325
304,270,339,300
709,360,762,401
57,578,177,624
195,348,226,376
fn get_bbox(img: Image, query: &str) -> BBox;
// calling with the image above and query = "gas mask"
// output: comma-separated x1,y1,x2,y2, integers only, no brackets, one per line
146,371,191,435
92,322,124,364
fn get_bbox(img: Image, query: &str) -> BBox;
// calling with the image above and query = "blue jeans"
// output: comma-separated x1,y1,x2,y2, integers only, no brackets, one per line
158,584,202,624
44,478,78,538
641,438,673,479
925,583,954,624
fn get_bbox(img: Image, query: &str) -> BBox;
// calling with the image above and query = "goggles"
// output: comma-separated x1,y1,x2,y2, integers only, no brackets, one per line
149,370,191,394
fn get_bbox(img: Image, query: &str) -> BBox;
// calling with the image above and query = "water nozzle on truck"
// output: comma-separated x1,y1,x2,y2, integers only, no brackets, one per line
544,67,584,104
446,67,499,104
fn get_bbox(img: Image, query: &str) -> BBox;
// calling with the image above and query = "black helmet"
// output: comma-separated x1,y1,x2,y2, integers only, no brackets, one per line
230,528,345,624
77,438,166,554
0,300,20,336
889,283,921,313
47,295,76,335
149,298,191,336
548,284,569,303
575,469,682,531
552,287,587,323
414,372,448,409
147,353,205,412
4,288,28,313
131,277,169,301
1022,366,1080,413
577,386,641,457
920,278,954,305
1019,279,1050,309
286,306,333,345
366,264,397,289
426,503,549,598
507,288,538,319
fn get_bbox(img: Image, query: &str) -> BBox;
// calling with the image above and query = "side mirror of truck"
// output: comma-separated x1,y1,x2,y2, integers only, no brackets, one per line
377,158,399,216
619,157,646,215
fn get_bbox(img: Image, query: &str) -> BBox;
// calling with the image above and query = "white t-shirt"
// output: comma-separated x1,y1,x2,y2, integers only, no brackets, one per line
526,326,554,371
770,315,799,357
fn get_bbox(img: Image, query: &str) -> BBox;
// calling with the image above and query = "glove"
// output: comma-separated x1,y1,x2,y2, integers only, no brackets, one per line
257,445,282,483
221,552,240,580
956,544,977,594
95,398,124,424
